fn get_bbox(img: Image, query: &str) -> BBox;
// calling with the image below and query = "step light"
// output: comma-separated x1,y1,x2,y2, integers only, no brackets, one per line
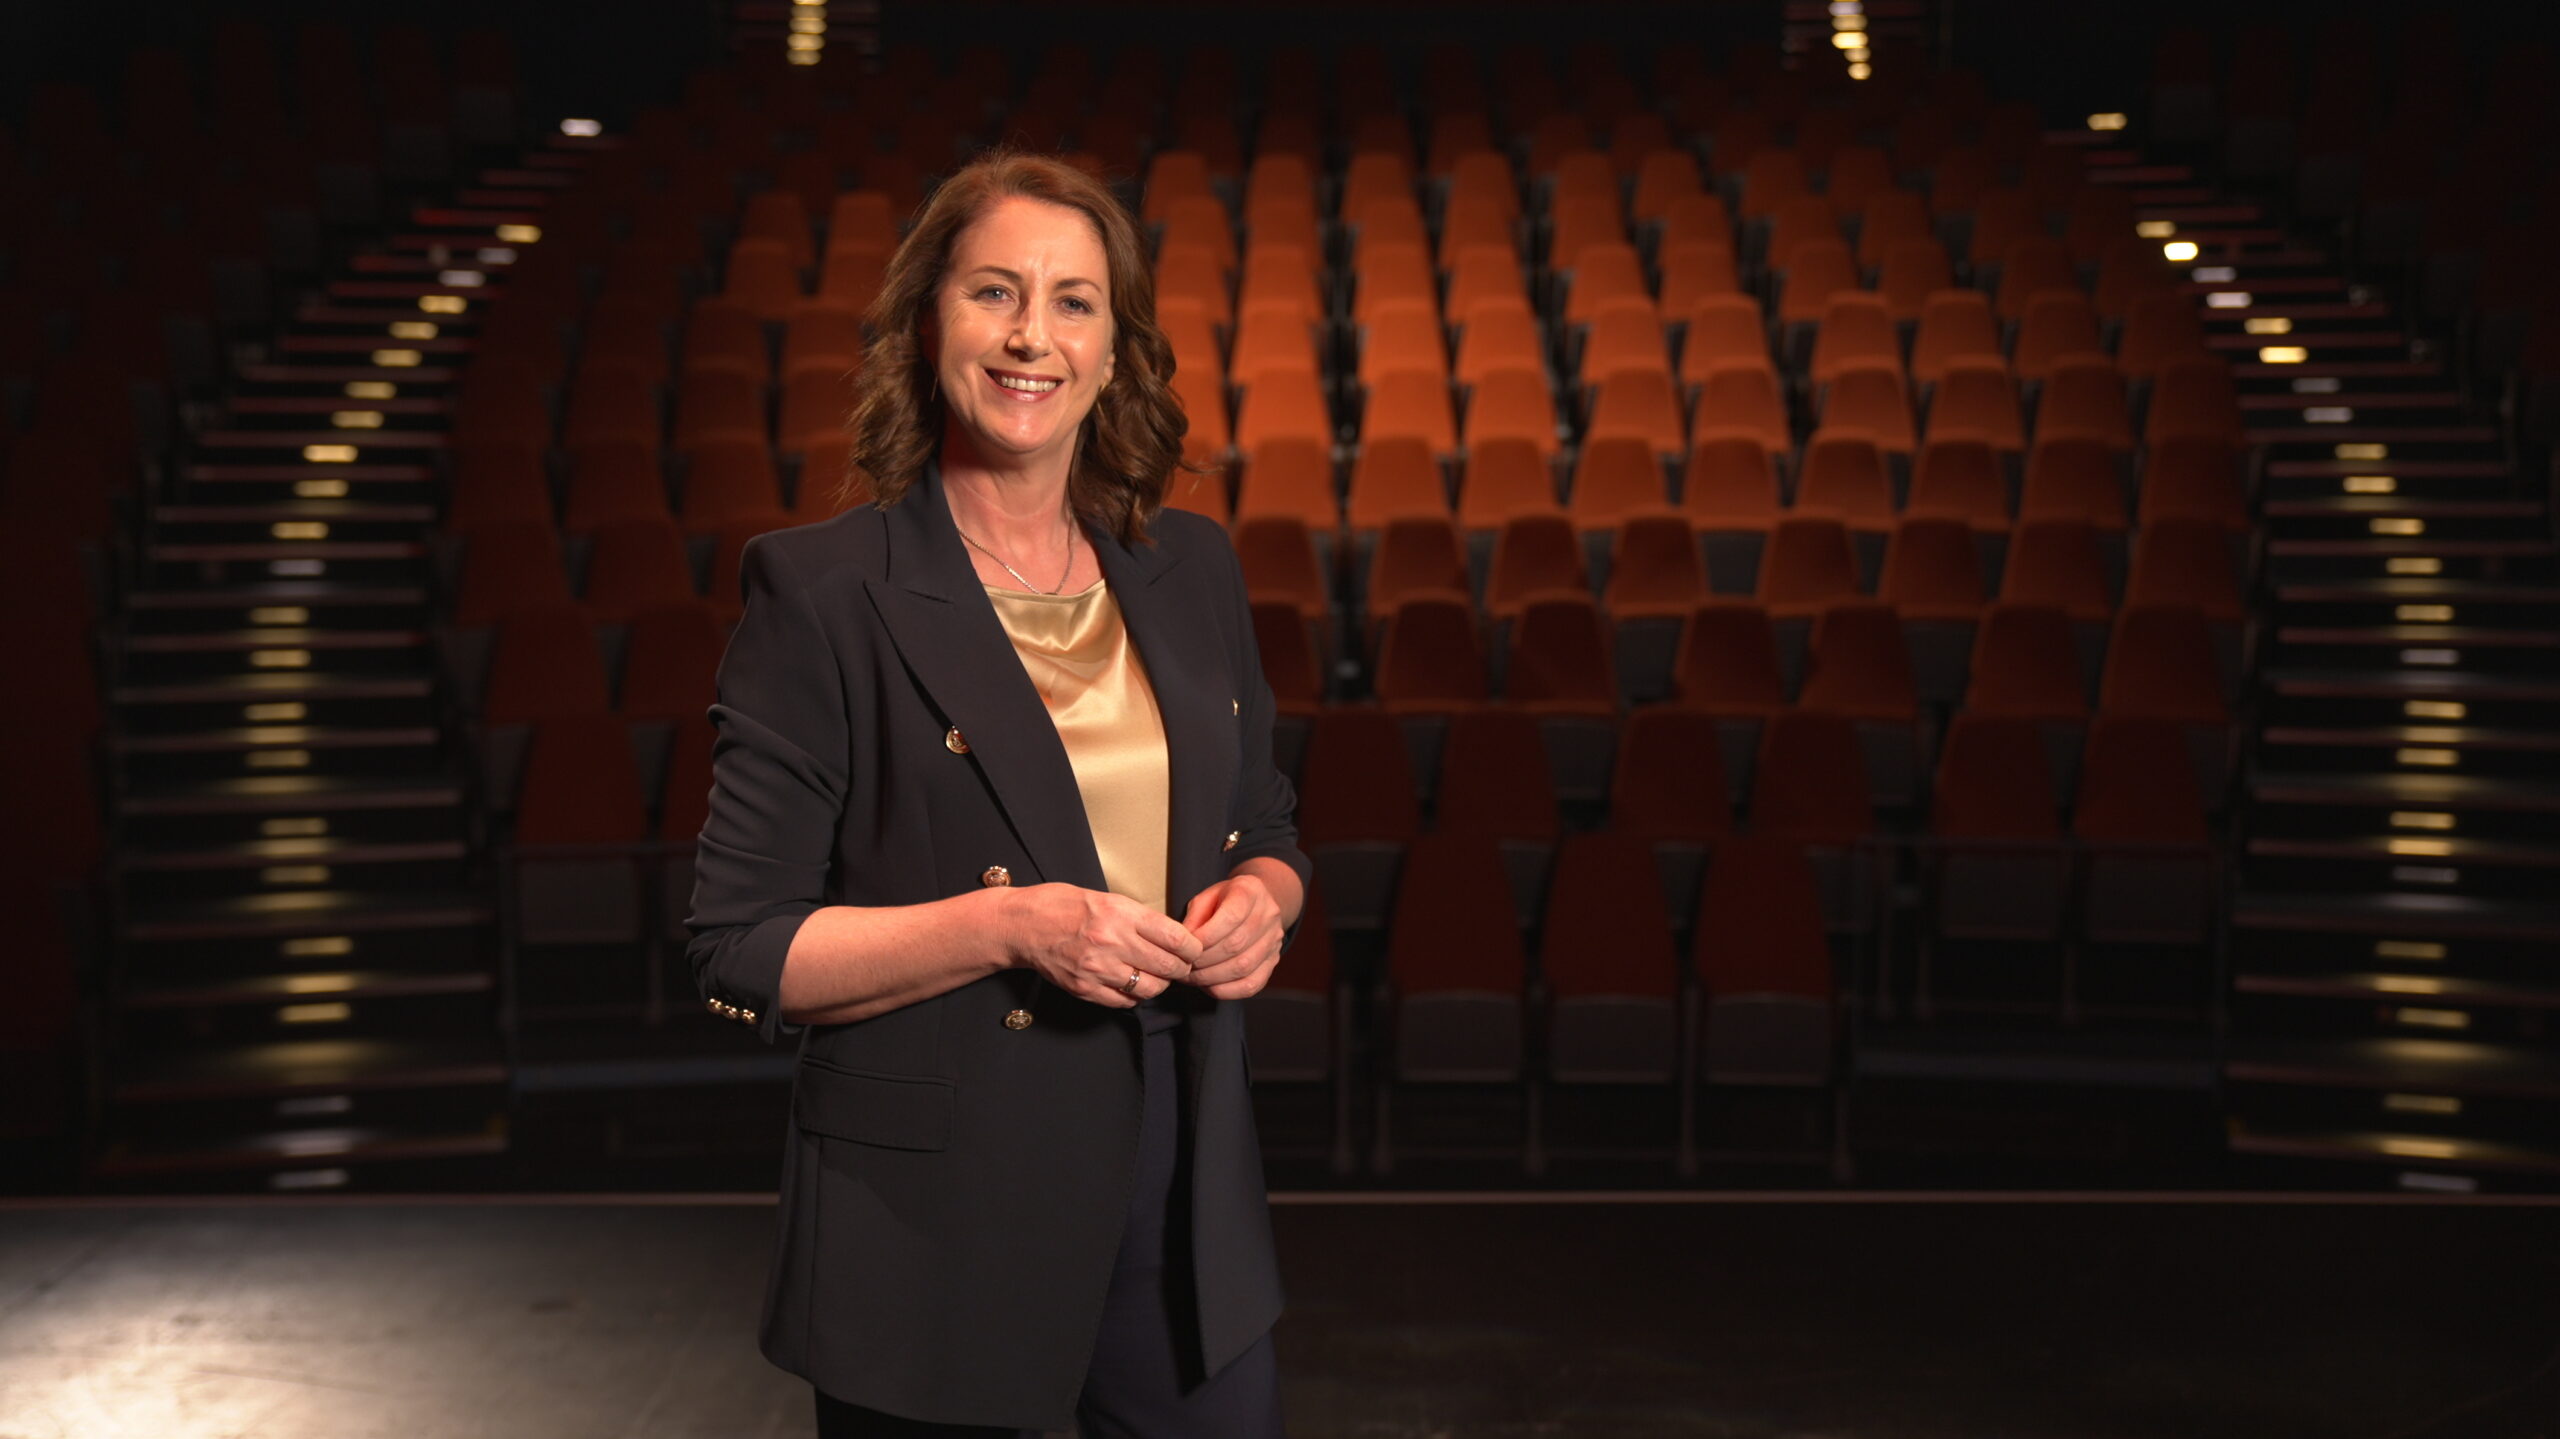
268,559,325,576
2305,405,2354,421
2404,701,2465,720
282,933,352,956
2390,811,2456,829
302,444,357,462
2399,648,2459,665
560,118,602,137
372,348,422,367
295,479,349,499
420,294,466,314
2343,475,2395,493
497,224,541,244
2194,266,2237,281
246,749,312,770
284,974,356,994
2389,865,2457,884
249,649,312,669
2383,1093,2461,1115
437,270,486,288
344,381,395,399
2399,1171,2476,1193
2392,1007,2469,1030
2337,442,2388,459
2381,1136,2461,1160
2206,291,2251,307
2370,517,2425,535
478,247,517,265
276,1134,357,1159
2244,316,2292,334
2396,747,2458,766
2375,939,2447,960
2375,974,2448,994
271,521,329,540
2405,727,2463,743
2294,377,2341,394
2162,240,2200,261
255,787,321,806
791,12,827,33
2396,604,2454,622
2136,220,2177,239
332,410,383,428
278,1002,353,1025
2087,113,2127,130
2385,557,2441,574
249,607,308,625
2260,346,2307,363
388,321,438,340
2385,838,2453,858
261,865,329,884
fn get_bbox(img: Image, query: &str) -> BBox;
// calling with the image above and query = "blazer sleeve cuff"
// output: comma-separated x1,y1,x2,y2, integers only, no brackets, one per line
700,907,813,1046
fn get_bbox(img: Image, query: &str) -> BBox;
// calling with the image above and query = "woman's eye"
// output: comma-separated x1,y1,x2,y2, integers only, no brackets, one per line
1063,296,1094,314
976,285,1009,302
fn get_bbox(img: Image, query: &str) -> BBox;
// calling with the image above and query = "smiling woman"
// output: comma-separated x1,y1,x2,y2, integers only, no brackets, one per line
687,145,1307,1439
836,147,1197,549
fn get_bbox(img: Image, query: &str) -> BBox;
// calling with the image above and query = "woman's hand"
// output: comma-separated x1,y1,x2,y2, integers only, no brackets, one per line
1006,883,1204,1008
1175,872,1286,1000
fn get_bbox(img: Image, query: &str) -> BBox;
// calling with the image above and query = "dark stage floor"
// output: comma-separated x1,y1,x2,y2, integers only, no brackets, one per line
0,1194,2553,1438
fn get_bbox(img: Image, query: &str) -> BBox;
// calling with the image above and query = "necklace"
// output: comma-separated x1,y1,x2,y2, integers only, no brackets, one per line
956,506,1076,594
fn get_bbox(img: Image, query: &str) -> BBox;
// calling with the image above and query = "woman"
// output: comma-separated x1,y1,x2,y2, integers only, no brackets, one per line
684,147,1309,1438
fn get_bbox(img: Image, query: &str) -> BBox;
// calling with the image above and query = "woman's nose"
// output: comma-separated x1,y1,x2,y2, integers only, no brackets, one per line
1009,303,1049,356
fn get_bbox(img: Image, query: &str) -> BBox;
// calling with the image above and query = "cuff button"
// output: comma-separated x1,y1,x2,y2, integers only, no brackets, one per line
980,865,1012,887
1222,830,1239,851
1003,1009,1034,1030
944,726,970,754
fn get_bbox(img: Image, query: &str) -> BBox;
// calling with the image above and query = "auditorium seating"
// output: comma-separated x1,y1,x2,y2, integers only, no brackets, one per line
41,21,2311,1188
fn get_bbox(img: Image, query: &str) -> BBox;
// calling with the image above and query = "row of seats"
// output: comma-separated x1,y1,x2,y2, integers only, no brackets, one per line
1163,283,2214,398
1186,431,2245,534
444,419,2230,549
481,604,2221,865
449,292,2233,468
515,702,2205,879
1272,590,2231,719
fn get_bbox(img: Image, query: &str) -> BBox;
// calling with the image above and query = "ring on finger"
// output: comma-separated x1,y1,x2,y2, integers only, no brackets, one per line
1121,970,1141,996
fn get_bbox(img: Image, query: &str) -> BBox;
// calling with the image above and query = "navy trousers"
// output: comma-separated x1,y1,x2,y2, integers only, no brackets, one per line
814,1019,1286,1438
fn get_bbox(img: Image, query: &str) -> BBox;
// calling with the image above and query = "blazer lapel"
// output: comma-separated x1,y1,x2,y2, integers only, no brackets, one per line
864,463,1108,892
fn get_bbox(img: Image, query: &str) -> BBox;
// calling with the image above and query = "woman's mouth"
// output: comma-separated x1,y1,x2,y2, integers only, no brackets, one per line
987,370,1063,400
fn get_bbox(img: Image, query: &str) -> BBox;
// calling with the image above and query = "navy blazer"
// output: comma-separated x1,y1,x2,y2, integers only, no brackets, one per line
684,461,1314,1430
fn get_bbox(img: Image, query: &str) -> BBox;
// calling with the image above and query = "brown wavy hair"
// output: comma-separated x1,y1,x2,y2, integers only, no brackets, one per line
836,146,1197,545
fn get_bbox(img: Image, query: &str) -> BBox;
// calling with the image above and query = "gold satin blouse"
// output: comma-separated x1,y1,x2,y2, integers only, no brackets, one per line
983,578,1172,916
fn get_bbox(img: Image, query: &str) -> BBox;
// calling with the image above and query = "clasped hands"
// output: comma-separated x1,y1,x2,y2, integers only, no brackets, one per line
1011,870,1283,1008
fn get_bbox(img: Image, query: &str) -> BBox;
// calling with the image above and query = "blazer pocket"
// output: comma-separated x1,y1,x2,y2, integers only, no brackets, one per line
794,1059,956,1151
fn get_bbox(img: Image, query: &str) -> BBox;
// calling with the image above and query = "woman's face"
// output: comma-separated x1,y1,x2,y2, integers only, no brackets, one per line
927,195,1117,471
